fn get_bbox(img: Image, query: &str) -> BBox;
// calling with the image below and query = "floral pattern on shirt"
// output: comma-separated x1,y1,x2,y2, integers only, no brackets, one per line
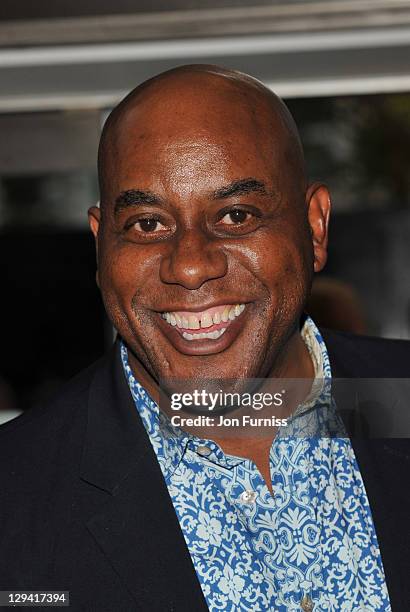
121,316,390,611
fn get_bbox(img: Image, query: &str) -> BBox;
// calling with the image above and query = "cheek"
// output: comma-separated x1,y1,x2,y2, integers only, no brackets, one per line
230,230,311,333
98,241,167,342
98,244,140,322
99,238,152,294
100,250,127,298
233,225,310,292
271,234,312,319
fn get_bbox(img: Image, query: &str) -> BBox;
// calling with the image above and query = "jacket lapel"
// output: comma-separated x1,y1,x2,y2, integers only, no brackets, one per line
80,341,208,611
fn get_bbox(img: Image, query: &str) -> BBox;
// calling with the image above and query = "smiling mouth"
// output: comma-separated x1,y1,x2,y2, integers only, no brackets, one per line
160,303,246,341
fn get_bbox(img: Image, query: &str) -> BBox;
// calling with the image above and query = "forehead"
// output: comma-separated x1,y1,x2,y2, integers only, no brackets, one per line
104,80,293,199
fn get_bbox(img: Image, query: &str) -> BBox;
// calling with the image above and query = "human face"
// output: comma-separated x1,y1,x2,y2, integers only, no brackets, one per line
90,93,323,387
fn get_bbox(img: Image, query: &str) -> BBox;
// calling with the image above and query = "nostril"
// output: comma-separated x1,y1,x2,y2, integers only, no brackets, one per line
159,249,228,289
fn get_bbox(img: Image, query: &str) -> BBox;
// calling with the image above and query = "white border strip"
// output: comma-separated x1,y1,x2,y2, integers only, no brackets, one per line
0,75,409,113
0,28,409,67
267,74,410,97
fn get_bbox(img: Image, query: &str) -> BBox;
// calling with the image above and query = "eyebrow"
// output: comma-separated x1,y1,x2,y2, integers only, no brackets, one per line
212,178,269,200
114,177,270,215
114,189,161,215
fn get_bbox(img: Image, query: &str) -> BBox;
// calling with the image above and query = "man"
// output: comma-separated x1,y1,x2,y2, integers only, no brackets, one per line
1,65,409,611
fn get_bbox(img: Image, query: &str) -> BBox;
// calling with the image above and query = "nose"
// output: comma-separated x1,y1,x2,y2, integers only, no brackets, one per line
159,229,228,289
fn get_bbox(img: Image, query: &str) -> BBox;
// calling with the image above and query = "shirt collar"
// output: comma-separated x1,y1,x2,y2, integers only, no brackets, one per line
121,315,331,480
301,314,331,379
295,314,332,413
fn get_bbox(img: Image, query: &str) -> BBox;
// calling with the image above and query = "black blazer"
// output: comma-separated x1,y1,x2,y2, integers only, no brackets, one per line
0,330,409,611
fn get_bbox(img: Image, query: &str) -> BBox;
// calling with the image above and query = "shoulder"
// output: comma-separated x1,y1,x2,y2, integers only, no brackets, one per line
0,354,104,463
320,327,410,377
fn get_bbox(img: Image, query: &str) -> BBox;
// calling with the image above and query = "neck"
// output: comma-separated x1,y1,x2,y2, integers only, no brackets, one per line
268,326,315,380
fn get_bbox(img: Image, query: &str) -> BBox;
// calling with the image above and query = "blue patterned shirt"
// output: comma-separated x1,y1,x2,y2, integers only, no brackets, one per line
121,317,390,611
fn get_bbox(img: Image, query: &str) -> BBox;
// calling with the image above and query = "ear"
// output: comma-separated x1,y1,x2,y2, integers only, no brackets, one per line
306,183,331,273
88,205,101,288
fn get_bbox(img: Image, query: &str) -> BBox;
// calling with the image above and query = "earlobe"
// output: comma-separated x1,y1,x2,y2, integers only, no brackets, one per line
306,182,331,273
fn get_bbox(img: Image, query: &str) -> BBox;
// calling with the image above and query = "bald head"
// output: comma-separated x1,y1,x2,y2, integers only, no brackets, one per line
98,64,306,207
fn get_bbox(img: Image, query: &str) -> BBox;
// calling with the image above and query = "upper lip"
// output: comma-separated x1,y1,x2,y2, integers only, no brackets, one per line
153,300,252,313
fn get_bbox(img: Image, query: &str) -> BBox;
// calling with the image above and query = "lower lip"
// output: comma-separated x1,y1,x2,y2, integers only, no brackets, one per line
155,308,249,356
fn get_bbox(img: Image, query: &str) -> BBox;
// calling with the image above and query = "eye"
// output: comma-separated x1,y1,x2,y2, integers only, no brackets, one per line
123,212,174,242
134,217,167,233
219,209,252,225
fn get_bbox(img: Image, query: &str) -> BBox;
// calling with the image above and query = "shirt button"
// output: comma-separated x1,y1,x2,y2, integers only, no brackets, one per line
196,445,212,457
300,594,314,612
240,490,257,504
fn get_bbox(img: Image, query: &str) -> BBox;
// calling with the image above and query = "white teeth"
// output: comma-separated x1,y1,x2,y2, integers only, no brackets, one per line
162,304,246,330
188,316,200,330
182,327,227,341
221,307,230,322
200,313,213,329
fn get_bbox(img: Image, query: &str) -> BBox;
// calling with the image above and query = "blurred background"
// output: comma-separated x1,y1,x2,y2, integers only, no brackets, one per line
0,0,409,421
